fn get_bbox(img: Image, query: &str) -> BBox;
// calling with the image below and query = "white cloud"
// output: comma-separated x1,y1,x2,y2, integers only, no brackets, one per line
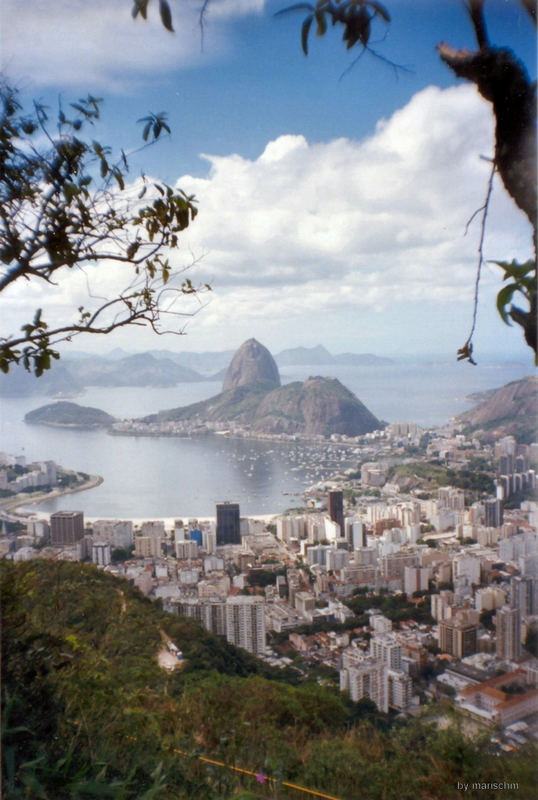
1,84,533,355
174,84,532,323
1,0,266,90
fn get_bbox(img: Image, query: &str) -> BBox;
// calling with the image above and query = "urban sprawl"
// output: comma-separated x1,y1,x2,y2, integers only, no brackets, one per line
2,420,538,752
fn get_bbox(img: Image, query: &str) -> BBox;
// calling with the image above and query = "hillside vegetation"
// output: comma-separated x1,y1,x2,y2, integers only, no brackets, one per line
24,401,116,428
2,561,536,799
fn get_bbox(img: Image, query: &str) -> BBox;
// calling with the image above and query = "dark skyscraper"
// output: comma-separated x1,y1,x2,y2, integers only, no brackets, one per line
216,502,241,545
485,498,503,528
50,510,84,546
328,490,344,536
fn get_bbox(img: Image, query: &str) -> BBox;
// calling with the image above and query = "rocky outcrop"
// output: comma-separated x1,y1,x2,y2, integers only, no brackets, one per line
251,376,380,436
149,373,381,437
222,339,280,392
458,375,538,442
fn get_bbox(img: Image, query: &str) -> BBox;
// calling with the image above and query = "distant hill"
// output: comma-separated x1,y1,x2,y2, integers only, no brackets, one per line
65,353,204,387
275,345,333,365
0,364,81,397
275,345,394,367
145,339,381,437
25,401,116,429
0,353,206,397
458,375,538,443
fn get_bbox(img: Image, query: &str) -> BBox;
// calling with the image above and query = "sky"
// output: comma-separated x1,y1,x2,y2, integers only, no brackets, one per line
1,0,536,362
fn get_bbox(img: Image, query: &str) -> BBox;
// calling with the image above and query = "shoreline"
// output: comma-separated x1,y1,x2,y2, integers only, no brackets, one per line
2,474,103,519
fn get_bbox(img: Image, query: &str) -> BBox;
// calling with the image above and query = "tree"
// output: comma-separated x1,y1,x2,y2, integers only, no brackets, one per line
0,86,209,375
142,0,537,359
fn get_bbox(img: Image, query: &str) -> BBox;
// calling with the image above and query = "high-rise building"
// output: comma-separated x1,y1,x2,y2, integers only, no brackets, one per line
225,596,266,654
370,634,402,670
485,498,503,528
92,542,111,566
439,618,478,659
216,502,241,545
328,490,344,536
346,518,367,549
340,658,387,712
510,576,538,616
496,605,521,661
404,566,430,595
50,511,84,546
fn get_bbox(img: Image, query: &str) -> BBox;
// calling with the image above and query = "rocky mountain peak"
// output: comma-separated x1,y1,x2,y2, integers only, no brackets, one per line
222,339,281,392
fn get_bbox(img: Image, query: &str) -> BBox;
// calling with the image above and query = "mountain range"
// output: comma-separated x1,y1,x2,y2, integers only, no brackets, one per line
0,344,394,396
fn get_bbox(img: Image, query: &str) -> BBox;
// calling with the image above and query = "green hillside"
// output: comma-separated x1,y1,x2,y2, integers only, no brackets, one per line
2,561,536,799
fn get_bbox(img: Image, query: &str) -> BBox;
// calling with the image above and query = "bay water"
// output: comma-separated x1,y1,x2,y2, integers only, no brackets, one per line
0,358,533,518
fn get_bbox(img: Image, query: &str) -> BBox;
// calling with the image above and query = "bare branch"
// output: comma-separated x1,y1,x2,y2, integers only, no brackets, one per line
458,160,497,364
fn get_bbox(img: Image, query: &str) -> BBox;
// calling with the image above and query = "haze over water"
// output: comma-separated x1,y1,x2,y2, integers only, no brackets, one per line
1,358,532,519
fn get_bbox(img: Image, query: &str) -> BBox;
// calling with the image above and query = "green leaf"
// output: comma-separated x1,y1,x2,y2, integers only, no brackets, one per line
315,10,327,36
127,242,140,260
132,0,149,20
159,0,174,32
496,283,518,325
490,258,535,281
142,121,151,142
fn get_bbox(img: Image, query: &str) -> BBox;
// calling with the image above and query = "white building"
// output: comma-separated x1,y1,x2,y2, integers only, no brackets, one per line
225,596,266,655
92,541,111,566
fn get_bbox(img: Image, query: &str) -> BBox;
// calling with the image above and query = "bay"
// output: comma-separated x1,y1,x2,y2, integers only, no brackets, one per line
0,358,533,518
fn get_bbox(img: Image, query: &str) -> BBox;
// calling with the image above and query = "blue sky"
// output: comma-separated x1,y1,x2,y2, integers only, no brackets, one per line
1,0,536,361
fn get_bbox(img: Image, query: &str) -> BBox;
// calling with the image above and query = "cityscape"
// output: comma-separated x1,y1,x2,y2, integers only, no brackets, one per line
1,1,536,797
2,412,537,749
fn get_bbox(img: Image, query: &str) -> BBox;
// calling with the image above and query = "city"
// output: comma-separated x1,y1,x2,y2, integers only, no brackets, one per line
2,419,537,754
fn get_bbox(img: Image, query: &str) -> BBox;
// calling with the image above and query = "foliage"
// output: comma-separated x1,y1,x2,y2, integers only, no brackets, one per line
479,609,495,631
246,567,286,589
391,461,495,495
345,591,435,625
524,623,538,657
502,485,538,509
275,0,391,57
0,86,209,375
2,560,536,799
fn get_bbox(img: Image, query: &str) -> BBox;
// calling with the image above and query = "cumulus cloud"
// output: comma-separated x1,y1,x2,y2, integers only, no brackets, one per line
1,84,533,354
1,0,265,90
173,84,532,329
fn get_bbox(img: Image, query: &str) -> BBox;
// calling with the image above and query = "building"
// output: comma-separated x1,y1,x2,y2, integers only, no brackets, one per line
92,542,111,566
510,576,538,616
439,616,478,659
496,605,521,661
386,669,413,711
370,634,402,670
92,519,133,548
404,566,430,595
474,587,506,613
346,518,367,549
485,498,503,528
225,596,266,654
216,502,241,545
328,490,344,537
340,658,387,712
50,511,84,546
456,670,538,726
